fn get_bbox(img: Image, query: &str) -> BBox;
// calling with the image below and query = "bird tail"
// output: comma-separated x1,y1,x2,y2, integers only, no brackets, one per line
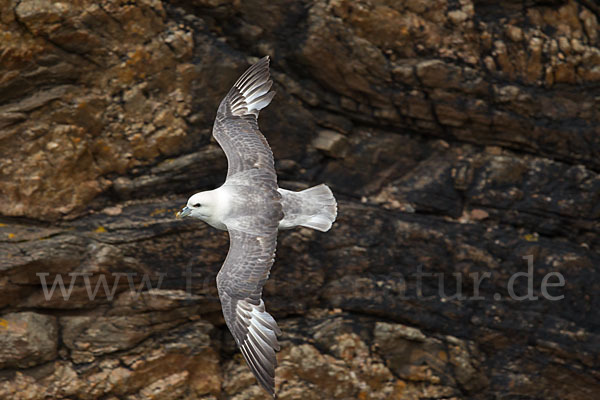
279,184,337,232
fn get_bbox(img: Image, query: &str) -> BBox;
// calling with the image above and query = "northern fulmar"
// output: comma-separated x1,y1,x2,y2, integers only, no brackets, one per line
176,56,337,397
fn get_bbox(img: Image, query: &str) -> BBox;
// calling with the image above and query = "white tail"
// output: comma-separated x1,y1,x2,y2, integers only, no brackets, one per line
278,184,338,232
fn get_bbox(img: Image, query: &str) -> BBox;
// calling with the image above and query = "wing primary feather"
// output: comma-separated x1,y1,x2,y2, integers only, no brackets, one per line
245,80,273,101
249,321,280,350
240,343,269,378
234,63,266,90
228,57,274,116
253,312,282,335
234,56,269,91
240,347,273,395
240,344,275,395
246,92,275,111
246,82,270,100
247,327,274,362
239,73,268,95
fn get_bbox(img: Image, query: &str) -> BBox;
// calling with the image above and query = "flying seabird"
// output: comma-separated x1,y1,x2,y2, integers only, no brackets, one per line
176,56,337,397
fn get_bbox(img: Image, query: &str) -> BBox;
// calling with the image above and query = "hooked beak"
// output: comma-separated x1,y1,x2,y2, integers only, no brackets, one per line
176,206,191,219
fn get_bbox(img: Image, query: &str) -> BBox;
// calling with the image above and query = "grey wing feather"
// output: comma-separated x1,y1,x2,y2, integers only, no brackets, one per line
217,228,281,397
213,56,277,178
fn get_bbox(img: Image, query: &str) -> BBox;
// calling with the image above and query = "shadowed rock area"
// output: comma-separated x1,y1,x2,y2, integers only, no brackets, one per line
0,0,599,399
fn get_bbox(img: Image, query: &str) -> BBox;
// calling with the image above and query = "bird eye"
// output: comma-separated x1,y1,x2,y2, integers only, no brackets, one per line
193,203,201,208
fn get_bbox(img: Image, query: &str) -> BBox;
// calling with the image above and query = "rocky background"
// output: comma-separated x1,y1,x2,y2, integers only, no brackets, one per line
0,0,599,399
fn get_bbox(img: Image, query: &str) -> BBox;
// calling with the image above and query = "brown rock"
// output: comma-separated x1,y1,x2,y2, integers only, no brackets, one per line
470,209,490,220
448,10,468,25
312,130,349,158
0,0,196,220
506,25,523,42
416,59,451,88
374,322,488,394
554,62,577,83
0,312,58,368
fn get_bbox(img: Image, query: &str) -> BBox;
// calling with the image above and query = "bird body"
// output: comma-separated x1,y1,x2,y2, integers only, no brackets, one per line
177,56,337,397
184,181,336,233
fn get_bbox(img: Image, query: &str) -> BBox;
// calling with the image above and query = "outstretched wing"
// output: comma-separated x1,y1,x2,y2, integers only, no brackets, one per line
213,56,283,396
213,56,277,178
216,228,281,397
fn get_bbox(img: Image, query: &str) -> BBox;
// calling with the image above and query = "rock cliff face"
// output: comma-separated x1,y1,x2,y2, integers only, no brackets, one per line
0,0,599,399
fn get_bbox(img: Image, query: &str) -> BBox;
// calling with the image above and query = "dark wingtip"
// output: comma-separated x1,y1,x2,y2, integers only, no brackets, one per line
255,55,270,71
252,55,270,69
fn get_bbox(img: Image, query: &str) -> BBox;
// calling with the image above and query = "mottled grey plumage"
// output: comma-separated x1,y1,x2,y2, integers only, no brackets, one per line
177,56,337,397
213,57,276,179
214,57,282,397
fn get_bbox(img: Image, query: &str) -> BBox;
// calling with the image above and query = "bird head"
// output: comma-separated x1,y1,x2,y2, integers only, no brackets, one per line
176,191,214,220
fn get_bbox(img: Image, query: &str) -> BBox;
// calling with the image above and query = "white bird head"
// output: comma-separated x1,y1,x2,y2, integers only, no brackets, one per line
176,191,215,221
